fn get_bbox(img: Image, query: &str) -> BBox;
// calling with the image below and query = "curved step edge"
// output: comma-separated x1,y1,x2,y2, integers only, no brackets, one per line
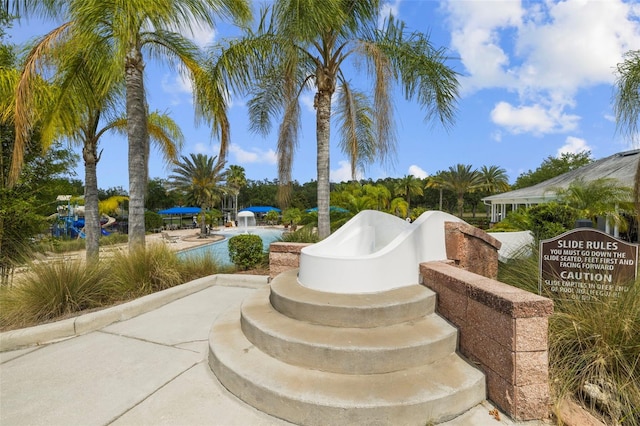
270,269,436,328
208,305,486,426
241,287,457,374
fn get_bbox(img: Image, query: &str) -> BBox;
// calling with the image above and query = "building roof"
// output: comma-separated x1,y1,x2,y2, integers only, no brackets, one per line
239,206,281,213
158,207,202,215
482,149,639,205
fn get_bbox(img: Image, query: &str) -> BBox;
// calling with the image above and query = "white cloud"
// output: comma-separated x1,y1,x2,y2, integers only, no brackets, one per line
160,72,193,105
443,0,640,137
229,144,278,165
379,0,401,28
408,165,428,179
193,143,212,154
331,160,362,183
490,101,580,135
300,93,315,114
557,136,591,156
187,22,216,48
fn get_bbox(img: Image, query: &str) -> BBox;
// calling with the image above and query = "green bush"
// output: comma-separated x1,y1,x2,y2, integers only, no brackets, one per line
228,234,264,270
0,260,109,329
145,210,164,230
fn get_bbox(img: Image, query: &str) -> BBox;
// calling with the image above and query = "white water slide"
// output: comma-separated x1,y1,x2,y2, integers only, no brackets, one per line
298,210,463,294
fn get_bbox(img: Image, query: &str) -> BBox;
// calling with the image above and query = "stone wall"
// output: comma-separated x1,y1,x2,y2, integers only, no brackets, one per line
445,221,501,279
420,261,553,421
269,242,308,279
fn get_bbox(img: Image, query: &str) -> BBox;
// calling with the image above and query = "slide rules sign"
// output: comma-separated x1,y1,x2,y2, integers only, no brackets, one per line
540,228,638,301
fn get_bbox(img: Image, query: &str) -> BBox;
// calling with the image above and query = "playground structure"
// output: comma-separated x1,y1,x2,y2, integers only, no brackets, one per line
52,195,115,239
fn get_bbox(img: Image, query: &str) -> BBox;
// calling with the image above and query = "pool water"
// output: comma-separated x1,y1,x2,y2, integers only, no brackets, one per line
178,228,284,266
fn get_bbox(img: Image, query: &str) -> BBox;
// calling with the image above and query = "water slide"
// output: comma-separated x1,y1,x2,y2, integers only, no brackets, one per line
298,210,463,294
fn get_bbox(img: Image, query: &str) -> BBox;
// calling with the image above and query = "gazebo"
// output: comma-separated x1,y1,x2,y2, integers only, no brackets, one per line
158,206,201,229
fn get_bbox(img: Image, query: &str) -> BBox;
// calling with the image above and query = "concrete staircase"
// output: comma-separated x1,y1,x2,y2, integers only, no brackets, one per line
208,269,486,425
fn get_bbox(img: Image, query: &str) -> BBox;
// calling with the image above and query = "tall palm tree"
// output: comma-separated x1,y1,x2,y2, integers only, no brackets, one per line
11,27,184,262
7,0,252,252
394,174,424,209
439,164,484,218
479,165,510,194
224,164,246,223
169,153,226,236
613,49,640,215
213,1,459,239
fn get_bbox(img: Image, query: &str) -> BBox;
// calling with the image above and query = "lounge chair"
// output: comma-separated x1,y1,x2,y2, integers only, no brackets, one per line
161,232,180,243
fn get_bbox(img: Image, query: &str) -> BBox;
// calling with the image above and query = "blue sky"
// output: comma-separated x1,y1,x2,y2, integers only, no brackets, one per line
7,0,640,190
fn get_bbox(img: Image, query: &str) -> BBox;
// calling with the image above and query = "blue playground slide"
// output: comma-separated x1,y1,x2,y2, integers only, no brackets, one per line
68,219,110,238
70,226,85,239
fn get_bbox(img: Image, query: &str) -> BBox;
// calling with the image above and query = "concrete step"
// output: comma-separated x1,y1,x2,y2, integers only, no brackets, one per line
209,305,486,426
269,269,436,327
241,286,458,374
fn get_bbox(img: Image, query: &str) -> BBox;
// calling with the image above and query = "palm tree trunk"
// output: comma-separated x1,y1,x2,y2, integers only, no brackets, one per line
83,138,100,263
316,90,332,239
200,206,207,237
125,43,148,252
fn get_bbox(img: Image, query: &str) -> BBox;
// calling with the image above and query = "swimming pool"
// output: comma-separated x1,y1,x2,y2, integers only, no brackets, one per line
178,228,284,266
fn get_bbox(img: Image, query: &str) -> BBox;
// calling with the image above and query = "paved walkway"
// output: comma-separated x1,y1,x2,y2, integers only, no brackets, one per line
0,275,544,426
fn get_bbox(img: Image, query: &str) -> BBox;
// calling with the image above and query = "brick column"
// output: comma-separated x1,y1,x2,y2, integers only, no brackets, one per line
444,221,502,279
420,261,554,421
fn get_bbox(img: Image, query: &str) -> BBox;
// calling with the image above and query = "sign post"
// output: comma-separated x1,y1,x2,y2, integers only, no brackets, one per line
540,229,638,301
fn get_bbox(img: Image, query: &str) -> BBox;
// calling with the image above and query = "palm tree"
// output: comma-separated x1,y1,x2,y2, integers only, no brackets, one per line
390,197,409,218
8,0,252,253
425,172,445,211
169,153,226,236
214,1,459,239
439,164,484,218
479,165,510,194
362,183,391,211
11,28,183,262
554,178,633,231
224,164,246,224
613,50,640,214
394,175,424,209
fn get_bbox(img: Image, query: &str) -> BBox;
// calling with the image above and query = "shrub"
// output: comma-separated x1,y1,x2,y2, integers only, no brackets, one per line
228,234,264,270
281,226,319,243
0,260,109,329
145,210,164,230
177,253,229,282
100,233,128,246
107,243,182,297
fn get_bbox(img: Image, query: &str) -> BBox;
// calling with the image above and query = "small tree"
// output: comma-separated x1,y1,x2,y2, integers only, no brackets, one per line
265,210,280,225
282,208,302,229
